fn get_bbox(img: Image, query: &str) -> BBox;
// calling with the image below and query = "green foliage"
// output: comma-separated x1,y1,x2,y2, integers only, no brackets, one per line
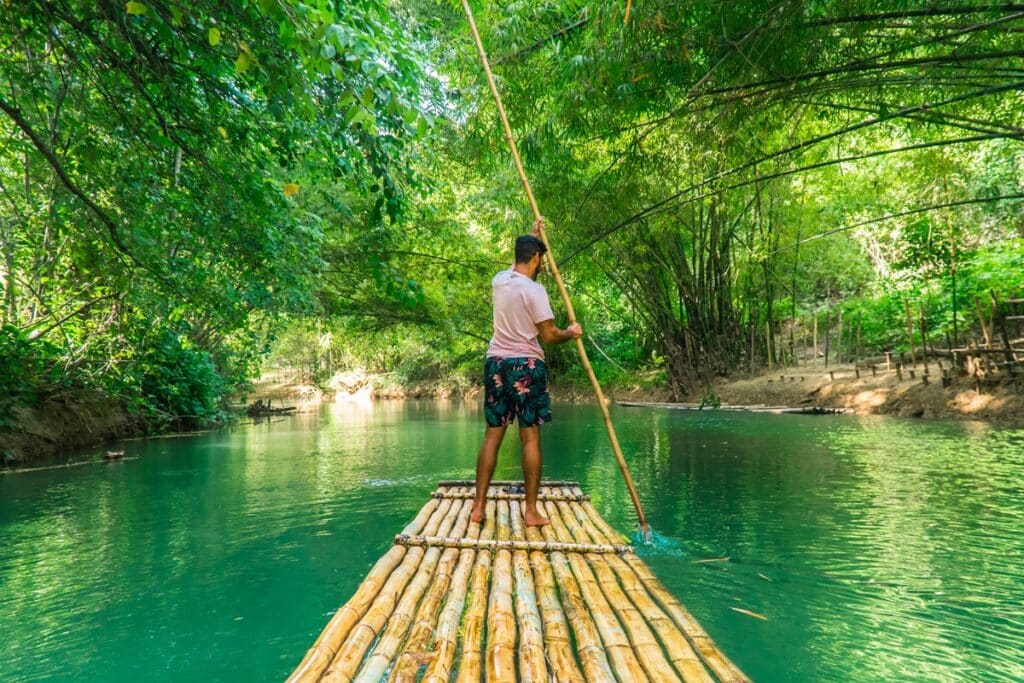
0,326,70,422
129,331,225,426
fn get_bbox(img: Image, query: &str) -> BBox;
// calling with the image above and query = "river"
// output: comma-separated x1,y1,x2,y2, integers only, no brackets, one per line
2,400,1022,681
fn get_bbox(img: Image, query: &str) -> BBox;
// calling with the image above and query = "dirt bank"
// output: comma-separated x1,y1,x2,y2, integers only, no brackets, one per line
251,364,1023,425
0,390,141,467
688,362,1024,423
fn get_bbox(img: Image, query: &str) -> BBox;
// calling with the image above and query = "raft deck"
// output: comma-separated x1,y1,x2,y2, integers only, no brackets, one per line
288,481,748,682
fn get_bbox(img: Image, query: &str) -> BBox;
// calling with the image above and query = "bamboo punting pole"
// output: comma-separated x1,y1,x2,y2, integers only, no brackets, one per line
322,498,462,681
508,501,548,682
354,495,473,683
512,501,586,683
394,535,632,555
542,502,651,682
527,504,617,683
549,501,680,683
388,493,479,683
286,498,445,683
431,489,590,501
454,501,498,683
459,0,650,538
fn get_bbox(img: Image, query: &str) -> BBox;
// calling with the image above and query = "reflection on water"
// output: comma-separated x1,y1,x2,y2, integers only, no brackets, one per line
1,402,1022,682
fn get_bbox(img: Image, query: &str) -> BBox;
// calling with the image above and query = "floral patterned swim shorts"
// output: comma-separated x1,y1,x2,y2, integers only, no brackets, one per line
483,356,552,428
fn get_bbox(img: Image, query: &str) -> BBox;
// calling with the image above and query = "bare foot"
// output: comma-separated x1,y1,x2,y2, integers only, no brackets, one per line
524,512,551,528
470,506,486,524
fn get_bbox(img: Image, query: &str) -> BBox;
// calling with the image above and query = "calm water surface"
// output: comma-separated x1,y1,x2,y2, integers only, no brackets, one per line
1,401,1023,682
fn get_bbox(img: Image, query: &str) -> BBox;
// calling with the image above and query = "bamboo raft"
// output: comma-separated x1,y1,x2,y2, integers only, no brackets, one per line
288,481,748,682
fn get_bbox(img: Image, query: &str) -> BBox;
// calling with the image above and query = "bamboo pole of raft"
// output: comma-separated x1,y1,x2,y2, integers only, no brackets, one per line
511,500,586,683
537,500,651,682
286,497,445,683
570,488,749,682
525,509,617,682
459,0,650,537
485,500,518,680
507,501,549,682
320,497,462,681
421,499,494,683
454,502,498,682
353,490,475,683
556,492,712,683
546,501,680,683
386,492,480,682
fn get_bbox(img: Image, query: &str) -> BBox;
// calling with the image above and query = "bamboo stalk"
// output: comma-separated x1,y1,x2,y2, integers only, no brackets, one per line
836,306,844,365
904,298,917,366
508,501,548,682
459,0,650,537
321,498,461,681
420,498,488,683
394,535,632,555
812,314,818,367
550,500,680,683
286,498,444,683
454,500,498,683
527,505,617,682
541,501,650,682
511,500,586,682
355,493,474,683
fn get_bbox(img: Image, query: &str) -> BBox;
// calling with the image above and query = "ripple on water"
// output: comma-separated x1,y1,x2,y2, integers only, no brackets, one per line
1,404,1023,682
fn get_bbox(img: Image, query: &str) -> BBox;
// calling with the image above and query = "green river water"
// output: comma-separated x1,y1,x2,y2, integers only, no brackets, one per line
2,400,1023,682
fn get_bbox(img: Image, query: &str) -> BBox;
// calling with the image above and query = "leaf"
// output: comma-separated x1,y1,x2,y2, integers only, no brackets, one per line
283,183,300,197
217,126,228,140
208,28,221,46
730,607,768,621
125,2,147,15
235,52,252,74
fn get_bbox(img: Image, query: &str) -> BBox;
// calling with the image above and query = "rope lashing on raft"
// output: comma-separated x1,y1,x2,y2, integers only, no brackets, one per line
394,534,634,555
459,0,652,539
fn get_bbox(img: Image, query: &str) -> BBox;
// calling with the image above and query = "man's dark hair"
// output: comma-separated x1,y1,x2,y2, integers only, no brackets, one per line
515,235,548,264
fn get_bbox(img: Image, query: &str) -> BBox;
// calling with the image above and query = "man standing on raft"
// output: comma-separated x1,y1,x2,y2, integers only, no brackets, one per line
470,218,583,528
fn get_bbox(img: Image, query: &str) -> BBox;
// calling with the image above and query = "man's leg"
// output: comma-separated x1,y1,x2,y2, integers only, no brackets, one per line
471,425,506,524
519,425,550,527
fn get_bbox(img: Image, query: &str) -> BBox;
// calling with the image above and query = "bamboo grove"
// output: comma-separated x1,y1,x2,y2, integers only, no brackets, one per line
2,1,1023,422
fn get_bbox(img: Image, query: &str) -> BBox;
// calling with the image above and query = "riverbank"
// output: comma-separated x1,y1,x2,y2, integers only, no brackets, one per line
687,362,1024,424
253,365,1024,424
0,390,141,467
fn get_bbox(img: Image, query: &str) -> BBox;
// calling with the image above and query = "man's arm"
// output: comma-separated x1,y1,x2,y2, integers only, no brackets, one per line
536,319,582,344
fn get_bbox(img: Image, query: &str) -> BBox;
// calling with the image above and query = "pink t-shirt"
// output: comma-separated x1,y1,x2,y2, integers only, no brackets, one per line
486,268,554,361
